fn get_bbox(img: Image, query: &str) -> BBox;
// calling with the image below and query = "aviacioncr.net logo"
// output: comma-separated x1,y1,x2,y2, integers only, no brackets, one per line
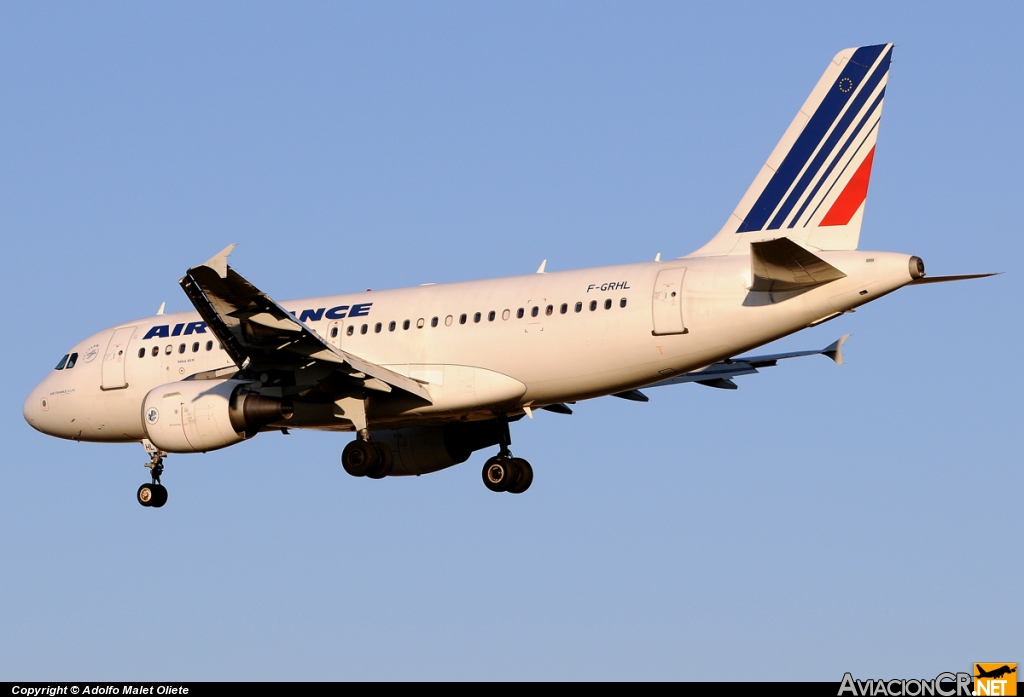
839,672,973,697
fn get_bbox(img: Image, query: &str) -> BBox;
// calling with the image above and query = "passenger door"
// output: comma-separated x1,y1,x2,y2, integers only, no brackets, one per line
651,268,688,336
101,326,136,390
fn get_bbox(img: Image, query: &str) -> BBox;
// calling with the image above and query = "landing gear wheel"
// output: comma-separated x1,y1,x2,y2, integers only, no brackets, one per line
508,458,533,494
150,484,168,508
342,439,379,477
137,483,156,507
482,456,518,492
367,442,394,479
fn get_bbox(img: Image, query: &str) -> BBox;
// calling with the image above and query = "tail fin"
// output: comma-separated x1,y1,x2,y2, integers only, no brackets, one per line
690,44,893,257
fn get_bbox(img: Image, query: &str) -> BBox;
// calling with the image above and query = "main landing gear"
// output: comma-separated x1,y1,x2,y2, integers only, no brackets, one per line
138,450,168,508
342,430,394,479
482,415,533,494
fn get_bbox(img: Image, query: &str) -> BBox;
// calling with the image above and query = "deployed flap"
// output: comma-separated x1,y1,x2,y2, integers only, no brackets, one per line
179,246,431,403
750,237,846,292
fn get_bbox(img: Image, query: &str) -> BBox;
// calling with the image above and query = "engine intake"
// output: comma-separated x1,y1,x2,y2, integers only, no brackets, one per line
142,378,291,453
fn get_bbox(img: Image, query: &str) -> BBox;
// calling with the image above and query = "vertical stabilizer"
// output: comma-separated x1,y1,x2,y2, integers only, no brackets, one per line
688,44,892,257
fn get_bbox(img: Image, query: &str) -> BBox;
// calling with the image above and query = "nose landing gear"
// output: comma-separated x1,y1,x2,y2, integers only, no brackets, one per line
138,449,168,508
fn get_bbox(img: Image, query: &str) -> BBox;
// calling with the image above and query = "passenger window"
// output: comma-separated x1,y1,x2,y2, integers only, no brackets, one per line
138,348,145,359
206,341,213,351
152,346,160,357
374,323,382,333
575,302,582,313
560,303,567,314
488,311,495,321
545,305,553,316
517,308,524,319
531,306,539,317
66,353,79,369
417,318,425,328
388,321,396,332
604,299,612,310
330,327,339,338
473,312,481,323
360,324,368,335
590,300,597,311
165,345,172,355
445,315,453,326
432,317,439,327
620,298,627,308
192,342,200,352
502,309,510,320
459,314,467,325
55,354,69,370
346,326,354,336
178,344,186,354
403,320,410,330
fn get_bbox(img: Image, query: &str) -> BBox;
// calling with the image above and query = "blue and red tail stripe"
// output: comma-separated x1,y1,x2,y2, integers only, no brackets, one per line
737,44,891,233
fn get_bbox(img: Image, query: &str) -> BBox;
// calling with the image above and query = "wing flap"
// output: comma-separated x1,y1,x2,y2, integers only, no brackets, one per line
180,245,432,403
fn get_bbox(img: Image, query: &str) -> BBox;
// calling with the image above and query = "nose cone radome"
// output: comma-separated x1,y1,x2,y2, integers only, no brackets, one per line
23,384,44,433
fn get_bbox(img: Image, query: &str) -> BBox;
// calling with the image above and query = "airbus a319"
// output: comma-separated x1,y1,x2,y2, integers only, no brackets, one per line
24,44,993,507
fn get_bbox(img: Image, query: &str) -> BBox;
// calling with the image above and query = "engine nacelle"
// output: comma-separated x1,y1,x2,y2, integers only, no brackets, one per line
142,379,292,453
372,420,502,476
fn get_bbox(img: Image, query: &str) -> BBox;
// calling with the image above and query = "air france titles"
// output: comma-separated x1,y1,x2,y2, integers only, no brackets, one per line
587,281,630,293
141,302,373,340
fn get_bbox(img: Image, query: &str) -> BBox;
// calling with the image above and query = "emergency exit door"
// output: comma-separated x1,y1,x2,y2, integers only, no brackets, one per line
651,268,687,336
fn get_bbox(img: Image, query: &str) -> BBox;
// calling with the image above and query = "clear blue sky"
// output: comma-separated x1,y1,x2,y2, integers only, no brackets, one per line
1,1,1020,680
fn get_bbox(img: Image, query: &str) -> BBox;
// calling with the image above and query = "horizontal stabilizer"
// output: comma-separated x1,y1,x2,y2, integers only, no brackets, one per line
908,272,999,285
642,335,850,392
750,237,846,292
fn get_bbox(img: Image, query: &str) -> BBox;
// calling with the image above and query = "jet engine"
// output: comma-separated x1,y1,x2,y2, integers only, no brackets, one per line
142,378,292,453
372,420,503,475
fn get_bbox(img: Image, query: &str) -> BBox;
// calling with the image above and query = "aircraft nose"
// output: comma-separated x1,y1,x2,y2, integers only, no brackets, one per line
23,383,50,434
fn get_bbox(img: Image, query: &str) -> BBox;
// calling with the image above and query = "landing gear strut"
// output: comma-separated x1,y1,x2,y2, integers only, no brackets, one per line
342,429,393,479
482,414,533,494
138,449,168,508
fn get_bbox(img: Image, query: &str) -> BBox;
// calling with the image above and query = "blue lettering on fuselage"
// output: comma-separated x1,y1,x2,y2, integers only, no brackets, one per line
141,305,370,340
143,322,207,340
299,308,325,323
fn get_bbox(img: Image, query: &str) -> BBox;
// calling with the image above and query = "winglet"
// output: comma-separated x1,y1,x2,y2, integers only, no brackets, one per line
536,260,547,274
156,302,165,315
202,244,237,279
823,334,850,365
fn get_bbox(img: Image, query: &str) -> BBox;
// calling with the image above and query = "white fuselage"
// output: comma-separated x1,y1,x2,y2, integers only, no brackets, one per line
23,250,916,444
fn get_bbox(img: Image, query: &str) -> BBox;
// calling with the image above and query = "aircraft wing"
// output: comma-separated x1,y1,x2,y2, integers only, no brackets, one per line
614,335,849,399
179,245,432,403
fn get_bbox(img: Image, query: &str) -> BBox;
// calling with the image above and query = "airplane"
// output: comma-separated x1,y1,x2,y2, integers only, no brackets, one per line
23,43,995,507
976,665,1016,680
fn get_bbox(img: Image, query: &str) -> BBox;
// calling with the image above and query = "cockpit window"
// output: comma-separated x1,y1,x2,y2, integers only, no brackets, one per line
65,353,79,369
55,354,69,370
